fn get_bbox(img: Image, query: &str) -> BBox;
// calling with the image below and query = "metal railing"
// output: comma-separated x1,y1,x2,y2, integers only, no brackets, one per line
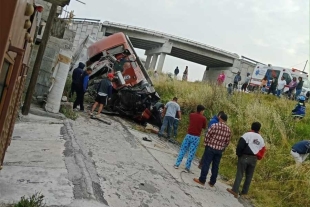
102,21,239,58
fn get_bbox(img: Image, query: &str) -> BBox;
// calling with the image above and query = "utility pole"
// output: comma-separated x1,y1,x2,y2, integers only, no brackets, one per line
303,60,308,72
22,4,58,115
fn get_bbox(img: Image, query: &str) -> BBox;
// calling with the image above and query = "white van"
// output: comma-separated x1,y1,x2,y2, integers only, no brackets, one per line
249,63,309,94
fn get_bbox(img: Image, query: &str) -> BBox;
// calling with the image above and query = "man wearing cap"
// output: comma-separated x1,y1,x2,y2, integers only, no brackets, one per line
158,97,181,139
90,73,114,118
194,113,231,187
174,105,207,172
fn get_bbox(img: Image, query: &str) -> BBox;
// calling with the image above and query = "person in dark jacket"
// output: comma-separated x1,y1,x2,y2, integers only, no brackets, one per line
295,77,304,100
174,67,179,79
290,140,310,165
73,67,92,111
292,96,306,119
89,73,114,118
233,72,241,90
70,62,85,98
227,122,266,198
267,76,278,95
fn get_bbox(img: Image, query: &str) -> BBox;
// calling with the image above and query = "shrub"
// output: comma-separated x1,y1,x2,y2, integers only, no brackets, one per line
14,193,45,207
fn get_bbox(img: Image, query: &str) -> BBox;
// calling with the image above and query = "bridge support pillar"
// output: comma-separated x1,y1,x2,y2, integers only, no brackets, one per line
150,54,158,70
145,55,152,69
156,53,166,72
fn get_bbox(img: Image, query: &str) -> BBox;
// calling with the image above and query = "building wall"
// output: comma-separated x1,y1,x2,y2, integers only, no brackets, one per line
68,20,104,52
203,59,256,86
0,0,38,167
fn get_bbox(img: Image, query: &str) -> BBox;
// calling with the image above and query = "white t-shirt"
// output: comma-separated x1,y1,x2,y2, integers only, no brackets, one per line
277,80,286,90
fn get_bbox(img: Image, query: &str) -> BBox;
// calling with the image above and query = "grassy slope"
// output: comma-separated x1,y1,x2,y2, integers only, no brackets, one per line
153,76,310,207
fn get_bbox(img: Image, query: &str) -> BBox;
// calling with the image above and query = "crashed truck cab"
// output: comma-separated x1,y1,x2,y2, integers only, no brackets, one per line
86,32,163,127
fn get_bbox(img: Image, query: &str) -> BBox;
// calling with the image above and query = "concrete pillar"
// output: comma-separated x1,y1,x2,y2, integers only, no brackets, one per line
145,55,152,69
149,54,158,70
156,53,166,72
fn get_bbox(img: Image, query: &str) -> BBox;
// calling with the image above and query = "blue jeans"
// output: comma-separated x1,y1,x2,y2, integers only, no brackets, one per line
158,116,175,138
173,119,179,137
175,134,200,170
199,146,223,185
276,89,283,97
295,89,302,100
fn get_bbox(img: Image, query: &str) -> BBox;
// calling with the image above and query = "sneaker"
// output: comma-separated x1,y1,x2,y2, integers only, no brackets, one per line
208,182,214,187
227,188,238,198
184,168,190,173
89,112,94,116
193,178,205,186
94,114,101,118
73,108,79,112
173,165,179,169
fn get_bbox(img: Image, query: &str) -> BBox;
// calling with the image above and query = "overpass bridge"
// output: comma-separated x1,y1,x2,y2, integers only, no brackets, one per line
101,21,239,72
68,19,255,84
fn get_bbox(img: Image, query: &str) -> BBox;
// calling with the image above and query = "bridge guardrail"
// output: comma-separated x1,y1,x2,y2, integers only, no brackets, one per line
102,21,239,58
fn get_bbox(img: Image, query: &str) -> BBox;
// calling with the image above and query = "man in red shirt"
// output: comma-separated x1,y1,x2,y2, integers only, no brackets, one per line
174,105,207,172
194,113,231,187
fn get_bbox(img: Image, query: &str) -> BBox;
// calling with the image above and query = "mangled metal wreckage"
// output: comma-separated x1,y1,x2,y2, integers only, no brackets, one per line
85,32,163,127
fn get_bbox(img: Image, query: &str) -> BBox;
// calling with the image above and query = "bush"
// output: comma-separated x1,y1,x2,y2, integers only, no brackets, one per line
14,193,45,207
153,75,310,207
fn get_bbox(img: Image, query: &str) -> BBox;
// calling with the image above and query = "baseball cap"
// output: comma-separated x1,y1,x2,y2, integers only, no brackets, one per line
107,73,114,78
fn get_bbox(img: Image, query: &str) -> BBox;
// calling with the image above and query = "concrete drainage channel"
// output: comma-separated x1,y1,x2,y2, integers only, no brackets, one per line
61,120,108,206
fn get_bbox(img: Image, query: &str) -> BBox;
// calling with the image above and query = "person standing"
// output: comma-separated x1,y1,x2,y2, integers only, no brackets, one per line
267,76,278,95
153,71,159,81
290,140,310,165
70,62,85,98
73,67,92,111
277,76,286,97
182,66,188,81
295,77,304,100
174,67,179,79
287,77,297,99
241,73,251,92
174,105,207,172
198,111,225,169
217,71,226,85
227,122,266,198
193,113,231,187
89,73,114,118
233,72,241,90
158,97,181,138
260,76,268,93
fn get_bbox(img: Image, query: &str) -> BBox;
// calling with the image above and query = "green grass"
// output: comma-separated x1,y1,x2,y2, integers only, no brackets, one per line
9,193,46,207
153,74,310,207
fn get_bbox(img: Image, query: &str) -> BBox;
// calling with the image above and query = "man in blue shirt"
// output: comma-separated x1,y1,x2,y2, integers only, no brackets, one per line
291,140,310,165
73,67,92,111
233,72,241,90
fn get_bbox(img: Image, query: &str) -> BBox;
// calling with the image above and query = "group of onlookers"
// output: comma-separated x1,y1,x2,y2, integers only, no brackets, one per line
158,98,309,199
174,66,189,81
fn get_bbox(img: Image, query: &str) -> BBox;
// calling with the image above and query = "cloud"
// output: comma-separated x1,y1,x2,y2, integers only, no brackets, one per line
67,0,309,78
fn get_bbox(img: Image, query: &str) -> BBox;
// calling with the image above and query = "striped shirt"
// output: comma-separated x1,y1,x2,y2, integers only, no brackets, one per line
204,122,231,150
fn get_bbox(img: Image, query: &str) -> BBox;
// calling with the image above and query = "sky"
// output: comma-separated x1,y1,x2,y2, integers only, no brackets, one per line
66,0,309,81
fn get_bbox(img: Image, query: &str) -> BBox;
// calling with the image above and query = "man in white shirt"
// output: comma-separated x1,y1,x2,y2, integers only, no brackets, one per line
277,76,286,97
158,97,181,139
